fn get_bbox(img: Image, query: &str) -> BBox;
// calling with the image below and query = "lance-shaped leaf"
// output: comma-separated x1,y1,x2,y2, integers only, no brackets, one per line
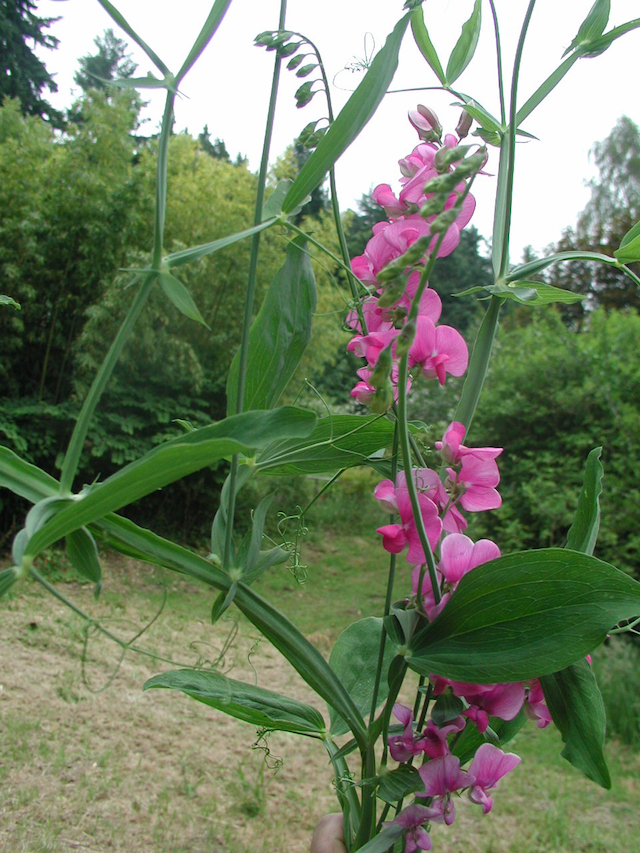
236,494,274,574
24,408,316,558
145,669,325,736
256,415,399,475
210,465,253,565
564,0,610,56
329,617,397,736
566,447,603,555
540,659,610,788
0,447,58,503
614,219,640,263
0,567,19,599
282,14,410,214
96,0,170,76
578,18,640,59
411,6,445,84
454,281,586,306
66,527,102,596
408,548,640,683
445,0,482,85
159,271,208,326
233,583,368,749
165,219,277,268
226,237,317,414
354,825,403,853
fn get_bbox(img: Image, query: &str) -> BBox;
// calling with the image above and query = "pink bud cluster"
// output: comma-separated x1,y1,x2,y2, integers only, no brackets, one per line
346,113,476,408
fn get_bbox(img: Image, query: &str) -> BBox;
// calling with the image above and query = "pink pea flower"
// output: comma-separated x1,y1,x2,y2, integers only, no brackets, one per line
408,316,468,386
448,454,502,513
438,533,500,586
423,716,466,758
388,703,429,762
372,182,408,218
376,487,442,564
411,563,451,621
385,804,439,852
524,679,552,729
436,421,502,465
418,754,470,825
467,743,521,814
449,682,526,733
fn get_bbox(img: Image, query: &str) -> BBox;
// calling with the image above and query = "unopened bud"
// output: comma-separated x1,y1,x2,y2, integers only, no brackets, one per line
378,278,408,308
423,173,460,196
369,382,394,414
395,319,416,357
420,197,445,219
408,104,442,142
370,344,393,386
429,208,458,234
434,144,472,172
456,110,473,139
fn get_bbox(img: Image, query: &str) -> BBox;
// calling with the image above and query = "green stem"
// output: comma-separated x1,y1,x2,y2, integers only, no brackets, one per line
488,0,506,125
223,0,288,570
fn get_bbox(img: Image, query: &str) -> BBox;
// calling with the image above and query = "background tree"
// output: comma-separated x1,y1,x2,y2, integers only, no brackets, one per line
545,116,640,322
74,28,137,92
0,0,62,125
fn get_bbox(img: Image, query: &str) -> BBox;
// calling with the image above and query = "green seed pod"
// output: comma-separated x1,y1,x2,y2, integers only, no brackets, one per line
370,382,394,414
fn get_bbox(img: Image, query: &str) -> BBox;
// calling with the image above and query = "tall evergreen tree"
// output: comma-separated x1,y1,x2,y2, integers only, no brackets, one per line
0,0,63,126
74,28,137,92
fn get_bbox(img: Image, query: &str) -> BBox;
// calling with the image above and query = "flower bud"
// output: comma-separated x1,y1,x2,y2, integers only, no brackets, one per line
378,278,408,308
408,104,442,142
370,343,393,386
420,197,446,219
369,382,394,414
423,173,459,196
429,208,459,234
395,319,416,357
456,110,473,139
434,144,472,172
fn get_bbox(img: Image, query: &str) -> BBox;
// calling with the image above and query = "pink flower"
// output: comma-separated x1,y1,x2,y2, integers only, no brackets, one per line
448,454,502,512
449,682,526,733
385,805,439,852
423,716,466,758
408,316,468,386
418,754,470,825
388,703,429,762
436,421,503,465
372,182,408,218
376,486,442,564
438,534,500,586
467,744,521,814
525,679,552,729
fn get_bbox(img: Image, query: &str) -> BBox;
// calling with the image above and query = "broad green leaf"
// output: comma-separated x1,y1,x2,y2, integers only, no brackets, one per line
233,583,367,748
431,690,465,726
0,295,20,309
355,825,403,853
408,548,640,683
506,250,622,282
262,179,291,220
226,237,317,414
145,669,325,736
329,617,397,736
564,0,610,56
26,496,73,537
165,219,278,268
376,764,422,804
11,529,28,566
581,19,640,58
0,447,58,504
490,281,585,305
540,659,611,788
410,6,445,84
566,447,603,556
282,14,410,214
25,408,316,558
158,271,208,326
0,567,18,599
256,415,398,475
452,712,527,765
614,221,640,263
445,0,482,85
516,53,580,126
66,527,102,595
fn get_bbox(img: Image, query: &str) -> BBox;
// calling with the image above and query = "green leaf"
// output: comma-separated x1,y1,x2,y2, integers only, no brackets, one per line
144,669,325,736
453,97,503,134
614,220,640,263
233,583,367,748
66,527,102,596
0,295,20,309
452,712,527,765
0,447,58,504
410,6,445,84
25,408,317,558
282,14,410,214
0,567,18,599
95,0,170,76
487,281,586,305
256,415,398,475
354,825,403,853
564,0,611,56
566,448,603,556
506,250,622,282
540,659,611,788
175,0,233,84
210,465,253,565
431,689,465,726
210,582,238,625
158,271,208,326
376,765,422,804
236,494,274,574
329,617,397,736
408,548,640,683
226,237,317,414
445,0,482,84
165,218,277,268
581,19,640,58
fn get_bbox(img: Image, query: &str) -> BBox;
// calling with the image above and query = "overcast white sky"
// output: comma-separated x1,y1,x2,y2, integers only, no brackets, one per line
35,0,640,261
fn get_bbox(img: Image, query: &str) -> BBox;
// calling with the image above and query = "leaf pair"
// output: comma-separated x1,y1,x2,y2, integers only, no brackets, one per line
411,1,481,87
